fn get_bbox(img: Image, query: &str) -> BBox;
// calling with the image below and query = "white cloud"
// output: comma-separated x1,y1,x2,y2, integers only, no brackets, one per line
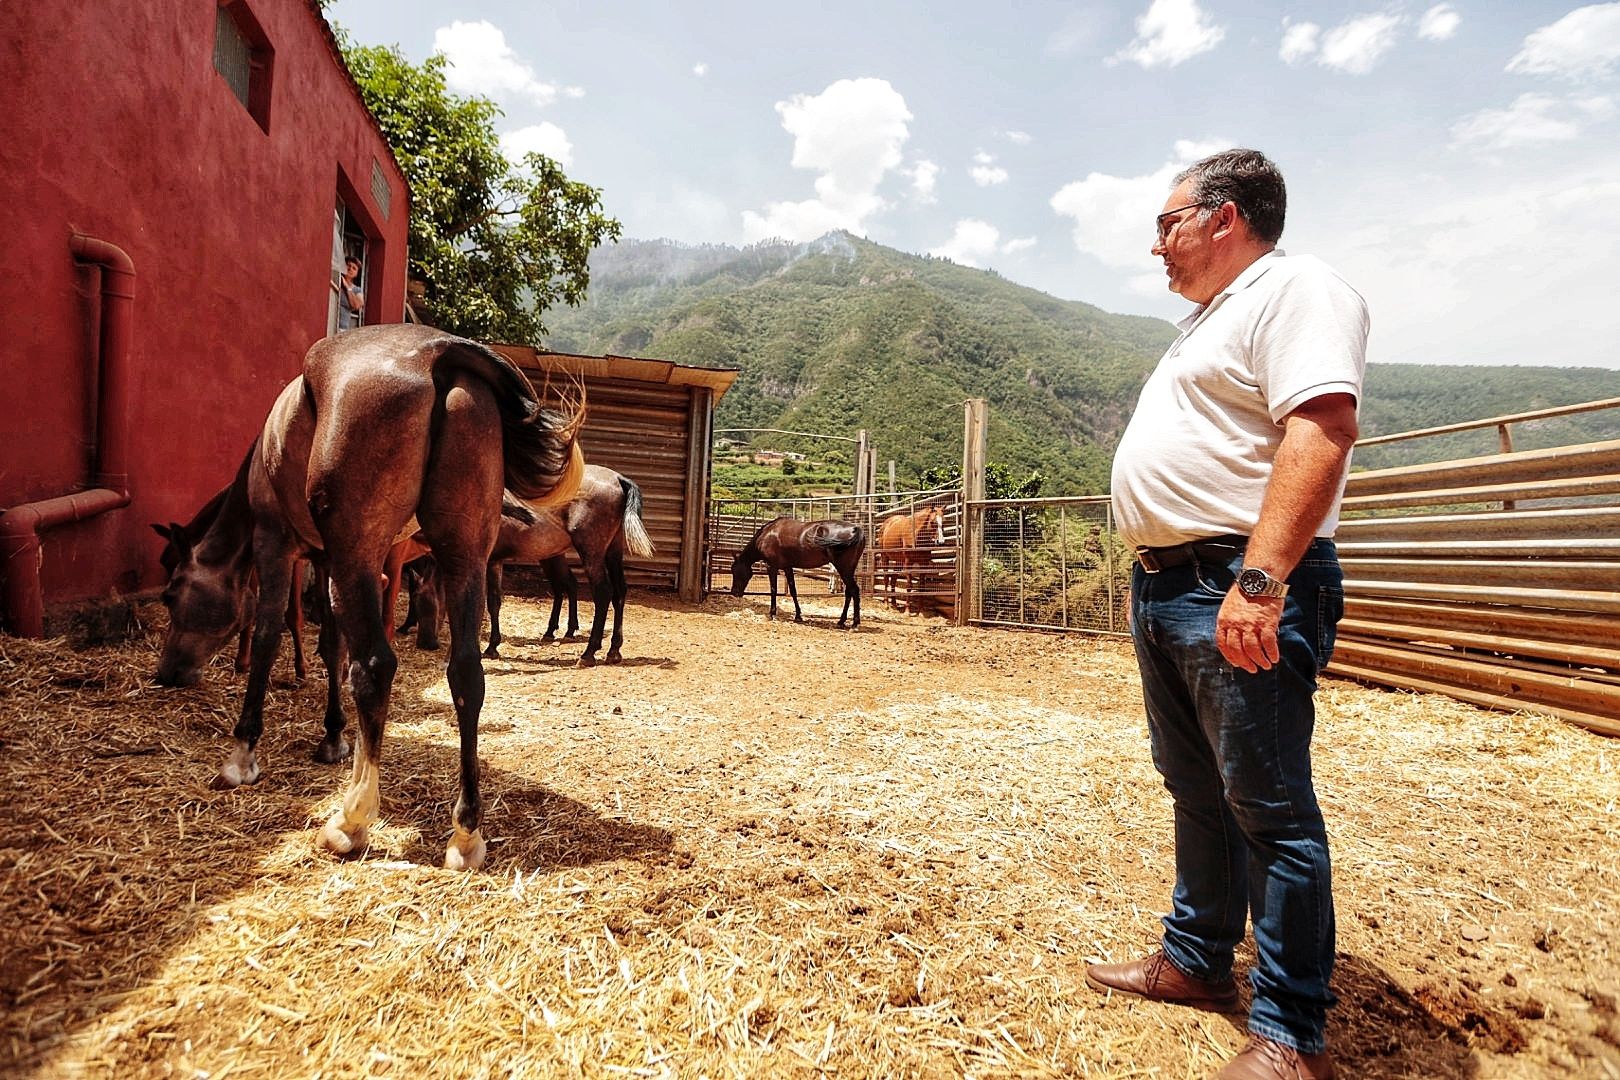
741,78,913,243
1280,21,1320,66
1318,13,1404,74
434,20,571,108
1418,5,1461,42
1507,4,1620,80
930,221,1035,266
908,159,941,203
1003,130,1033,145
1109,0,1225,69
1450,93,1614,151
693,62,708,77
1322,163,1620,366
970,151,1009,186
1049,139,1228,270
500,122,574,168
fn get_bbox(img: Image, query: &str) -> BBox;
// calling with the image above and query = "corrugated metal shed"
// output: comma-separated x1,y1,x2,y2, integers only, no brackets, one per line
491,345,738,602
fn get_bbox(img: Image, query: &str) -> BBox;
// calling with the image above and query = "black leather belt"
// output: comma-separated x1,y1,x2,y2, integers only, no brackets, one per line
1135,535,1248,573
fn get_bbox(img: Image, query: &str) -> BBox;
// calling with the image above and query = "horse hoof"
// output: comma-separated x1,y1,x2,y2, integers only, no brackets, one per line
317,814,367,857
312,737,352,765
483,646,500,660
416,637,440,651
577,654,598,669
444,830,486,872
540,633,556,644
606,651,623,665
210,754,260,790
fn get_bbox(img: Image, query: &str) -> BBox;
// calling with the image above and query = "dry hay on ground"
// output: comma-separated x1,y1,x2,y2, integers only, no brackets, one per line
1,590,1617,1079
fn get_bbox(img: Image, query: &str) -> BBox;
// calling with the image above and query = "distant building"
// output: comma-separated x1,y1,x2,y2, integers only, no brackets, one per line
0,1,410,635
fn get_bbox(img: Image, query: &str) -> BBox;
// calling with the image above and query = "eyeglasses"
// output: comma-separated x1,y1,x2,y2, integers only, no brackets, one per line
1154,203,1207,242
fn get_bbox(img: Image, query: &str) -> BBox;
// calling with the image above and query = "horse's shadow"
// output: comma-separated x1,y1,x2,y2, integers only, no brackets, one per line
482,650,679,672
319,729,675,870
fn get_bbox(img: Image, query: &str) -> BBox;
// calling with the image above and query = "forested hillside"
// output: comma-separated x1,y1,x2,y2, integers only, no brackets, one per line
547,235,1618,491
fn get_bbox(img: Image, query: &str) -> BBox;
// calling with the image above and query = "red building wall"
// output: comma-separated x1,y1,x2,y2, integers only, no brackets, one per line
0,0,409,630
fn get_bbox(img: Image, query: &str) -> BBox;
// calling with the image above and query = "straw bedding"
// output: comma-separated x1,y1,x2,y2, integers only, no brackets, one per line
1,590,1616,1078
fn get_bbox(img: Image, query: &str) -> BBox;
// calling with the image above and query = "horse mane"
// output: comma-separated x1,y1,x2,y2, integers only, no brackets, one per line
435,338,587,507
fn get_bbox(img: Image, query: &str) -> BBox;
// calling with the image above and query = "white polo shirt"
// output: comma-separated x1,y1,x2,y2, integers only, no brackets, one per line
1110,250,1369,550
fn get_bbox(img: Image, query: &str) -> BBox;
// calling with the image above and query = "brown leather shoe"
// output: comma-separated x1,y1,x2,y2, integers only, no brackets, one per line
1215,1036,1335,1079
1084,950,1241,1012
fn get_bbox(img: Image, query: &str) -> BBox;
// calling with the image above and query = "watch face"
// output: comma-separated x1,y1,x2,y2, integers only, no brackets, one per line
1238,568,1267,596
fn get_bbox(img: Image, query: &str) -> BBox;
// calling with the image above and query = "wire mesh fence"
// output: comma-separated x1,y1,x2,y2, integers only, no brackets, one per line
964,496,1130,635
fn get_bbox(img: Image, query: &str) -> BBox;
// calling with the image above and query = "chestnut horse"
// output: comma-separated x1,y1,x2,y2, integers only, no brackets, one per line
730,516,865,628
405,466,655,665
875,505,944,613
154,324,583,871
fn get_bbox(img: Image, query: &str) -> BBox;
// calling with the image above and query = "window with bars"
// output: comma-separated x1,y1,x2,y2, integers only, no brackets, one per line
213,2,273,132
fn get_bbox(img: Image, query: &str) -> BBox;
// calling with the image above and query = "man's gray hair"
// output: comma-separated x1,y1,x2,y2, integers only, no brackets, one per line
1174,149,1286,244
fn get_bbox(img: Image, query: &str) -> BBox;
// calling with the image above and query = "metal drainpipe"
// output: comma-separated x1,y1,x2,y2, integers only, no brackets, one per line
0,234,135,637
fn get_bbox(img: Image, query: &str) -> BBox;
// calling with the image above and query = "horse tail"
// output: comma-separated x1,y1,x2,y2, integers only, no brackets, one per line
500,492,539,526
438,338,586,509
619,476,656,557
814,523,865,553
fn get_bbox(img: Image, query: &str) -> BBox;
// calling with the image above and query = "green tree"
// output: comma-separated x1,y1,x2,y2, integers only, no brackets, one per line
337,36,621,343
920,462,1043,500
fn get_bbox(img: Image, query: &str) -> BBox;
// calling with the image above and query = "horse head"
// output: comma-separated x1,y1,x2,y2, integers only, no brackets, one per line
151,520,255,687
729,551,755,597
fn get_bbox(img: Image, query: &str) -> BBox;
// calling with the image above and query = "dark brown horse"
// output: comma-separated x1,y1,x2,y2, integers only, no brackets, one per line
399,552,577,649
153,324,583,871
730,516,865,629
405,465,654,665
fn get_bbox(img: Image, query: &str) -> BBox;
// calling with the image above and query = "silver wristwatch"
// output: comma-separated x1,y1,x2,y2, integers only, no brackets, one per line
1237,566,1289,599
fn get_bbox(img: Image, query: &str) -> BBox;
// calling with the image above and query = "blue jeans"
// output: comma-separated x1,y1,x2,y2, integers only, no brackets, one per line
1129,539,1344,1054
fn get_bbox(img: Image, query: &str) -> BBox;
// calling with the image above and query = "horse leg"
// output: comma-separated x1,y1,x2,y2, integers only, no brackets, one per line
214,550,295,790
540,557,565,642
766,566,780,619
414,560,442,651
578,557,611,667
837,560,859,629
287,561,308,680
483,562,504,659
605,550,627,664
784,566,803,622
307,565,350,764
437,552,490,871
316,563,394,859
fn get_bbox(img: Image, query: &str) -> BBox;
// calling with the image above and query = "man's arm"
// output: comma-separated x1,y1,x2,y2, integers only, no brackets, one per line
1216,391,1359,673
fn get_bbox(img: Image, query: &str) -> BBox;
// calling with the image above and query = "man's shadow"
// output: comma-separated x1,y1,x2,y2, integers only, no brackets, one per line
1207,947,1523,1077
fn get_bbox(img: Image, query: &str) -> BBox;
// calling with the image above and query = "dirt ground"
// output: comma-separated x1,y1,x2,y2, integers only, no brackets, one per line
2,586,1617,1079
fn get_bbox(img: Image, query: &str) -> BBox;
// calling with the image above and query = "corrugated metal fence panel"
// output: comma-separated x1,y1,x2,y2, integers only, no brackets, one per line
1329,434,1620,737
520,372,691,591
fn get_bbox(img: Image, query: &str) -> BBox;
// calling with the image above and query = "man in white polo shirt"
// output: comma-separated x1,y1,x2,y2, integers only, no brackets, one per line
1087,149,1367,1080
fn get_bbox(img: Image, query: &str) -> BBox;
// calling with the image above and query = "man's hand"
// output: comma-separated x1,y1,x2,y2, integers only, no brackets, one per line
1216,587,1283,672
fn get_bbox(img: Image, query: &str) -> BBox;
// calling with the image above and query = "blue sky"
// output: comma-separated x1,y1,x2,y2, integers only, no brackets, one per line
327,1,1620,370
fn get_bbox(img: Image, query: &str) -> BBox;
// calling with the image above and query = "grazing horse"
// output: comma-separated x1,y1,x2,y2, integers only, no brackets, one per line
405,466,655,665
730,516,865,629
875,505,944,613
154,324,583,871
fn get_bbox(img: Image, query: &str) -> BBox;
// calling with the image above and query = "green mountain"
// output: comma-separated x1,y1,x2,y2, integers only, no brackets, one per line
545,234,1619,490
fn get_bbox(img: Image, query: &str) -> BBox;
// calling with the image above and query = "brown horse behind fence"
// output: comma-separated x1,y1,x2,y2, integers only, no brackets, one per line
730,516,866,629
153,324,584,871
875,505,944,613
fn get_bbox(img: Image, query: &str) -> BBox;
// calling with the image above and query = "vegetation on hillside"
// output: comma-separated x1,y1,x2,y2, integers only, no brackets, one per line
547,235,1619,492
